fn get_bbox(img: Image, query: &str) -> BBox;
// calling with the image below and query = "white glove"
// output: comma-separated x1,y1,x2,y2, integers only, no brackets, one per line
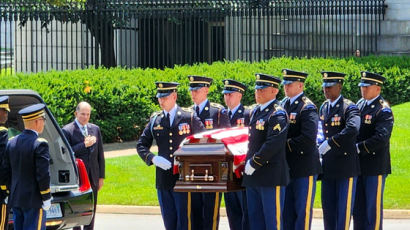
4,196,7,204
319,140,331,156
244,160,256,175
152,156,172,170
356,144,360,154
42,198,52,211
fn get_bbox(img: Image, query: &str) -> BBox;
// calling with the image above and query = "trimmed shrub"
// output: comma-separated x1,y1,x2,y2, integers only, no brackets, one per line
1,56,408,143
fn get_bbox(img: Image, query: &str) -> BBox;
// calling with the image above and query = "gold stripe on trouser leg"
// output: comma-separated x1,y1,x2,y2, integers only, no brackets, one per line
0,204,6,230
375,175,382,230
276,186,281,230
37,208,43,230
304,176,314,230
212,192,220,230
188,192,191,230
344,178,353,230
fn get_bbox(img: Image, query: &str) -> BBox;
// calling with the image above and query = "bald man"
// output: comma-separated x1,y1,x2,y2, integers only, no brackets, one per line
63,102,105,230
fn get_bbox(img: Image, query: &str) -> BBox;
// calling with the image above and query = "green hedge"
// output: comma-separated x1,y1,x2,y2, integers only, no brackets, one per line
1,56,409,143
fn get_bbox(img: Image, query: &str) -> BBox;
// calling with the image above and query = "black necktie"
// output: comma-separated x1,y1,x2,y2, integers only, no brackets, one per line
228,111,232,119
165,113,170,126
285,99,291,111
195,106,200,116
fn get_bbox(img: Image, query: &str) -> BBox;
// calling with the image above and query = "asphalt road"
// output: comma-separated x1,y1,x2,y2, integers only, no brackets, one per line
93,213,410,230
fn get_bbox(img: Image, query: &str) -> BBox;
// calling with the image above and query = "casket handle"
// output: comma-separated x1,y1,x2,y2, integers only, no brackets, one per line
190,169,195,181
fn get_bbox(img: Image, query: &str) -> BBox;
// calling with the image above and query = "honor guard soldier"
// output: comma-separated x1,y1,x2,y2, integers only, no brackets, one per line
280,70,322,230
0,103,51,230
188,75,230,230
0,96,10,230
353,72,394,230
318,72,361,230
137,82,205,230
242,73,290,230
222,79,250,230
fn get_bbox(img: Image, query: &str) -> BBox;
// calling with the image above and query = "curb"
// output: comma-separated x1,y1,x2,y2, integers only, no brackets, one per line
97,205,410,219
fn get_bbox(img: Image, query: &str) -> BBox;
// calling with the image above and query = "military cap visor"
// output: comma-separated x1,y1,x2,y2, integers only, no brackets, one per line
188,75,212,91
0,96,10,112
255,73,281,89
358,71,385,87
155,82,179,98
222,79,246,94
281,69,308,85
19,103,46,121
321,71,345,88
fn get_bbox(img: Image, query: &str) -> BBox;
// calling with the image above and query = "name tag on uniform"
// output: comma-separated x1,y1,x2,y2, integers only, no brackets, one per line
205,118,213,129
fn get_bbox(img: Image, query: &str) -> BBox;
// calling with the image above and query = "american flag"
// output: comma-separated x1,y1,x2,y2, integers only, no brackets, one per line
173,127,249,178
316,120,325,145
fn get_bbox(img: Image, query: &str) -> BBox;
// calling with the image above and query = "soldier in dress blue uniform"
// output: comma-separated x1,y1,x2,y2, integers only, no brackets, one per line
280,70,322,230
242,73,290,230
318,72,361,230
222,79,250,230
353,72,394,230
0,96,10,230
0,103,51,230
188,75,230,230
137,82,205,230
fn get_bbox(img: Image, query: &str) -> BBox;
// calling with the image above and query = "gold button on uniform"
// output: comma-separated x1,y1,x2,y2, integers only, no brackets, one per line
169,147,173,150
169,133,173,136
170,154,173,157
325,123,328,127
325,130,328,133
169,140,173,143
300,151,304,154
344,152,347,155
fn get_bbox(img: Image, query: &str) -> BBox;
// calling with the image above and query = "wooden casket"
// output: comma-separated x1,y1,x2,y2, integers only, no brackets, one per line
173,127,248,192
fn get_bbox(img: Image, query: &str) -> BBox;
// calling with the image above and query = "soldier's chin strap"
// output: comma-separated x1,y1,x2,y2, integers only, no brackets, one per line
150,114,159,139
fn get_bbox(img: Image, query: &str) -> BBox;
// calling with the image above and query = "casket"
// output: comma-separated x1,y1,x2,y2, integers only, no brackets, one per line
173,127,248,192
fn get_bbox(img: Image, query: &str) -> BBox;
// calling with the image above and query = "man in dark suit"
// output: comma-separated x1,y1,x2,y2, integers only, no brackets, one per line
222,79,250,230
353,72,394,230
0,103,51,230
318,72,361,230
62,101,105,230
188,75,230,230
137,82,204,230
242,73,290,230
0,96,10,230
280,69,322,230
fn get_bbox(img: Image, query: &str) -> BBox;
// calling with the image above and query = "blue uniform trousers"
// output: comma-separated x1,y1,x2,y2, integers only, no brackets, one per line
321,177,357,230
246,186,285,230
157,189,189,230
284,175,317,230
224,190,249,230
12,207,46,230
190,192,222,230
353,175,386,230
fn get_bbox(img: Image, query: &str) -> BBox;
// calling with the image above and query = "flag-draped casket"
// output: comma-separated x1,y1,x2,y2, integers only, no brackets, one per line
173,127,248,192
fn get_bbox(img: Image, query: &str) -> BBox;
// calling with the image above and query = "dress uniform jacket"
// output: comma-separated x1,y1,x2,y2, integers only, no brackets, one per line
63,122,105,189
195,101,230,129
0,126,8,196
242,100,290,187
356,96,393,176
319,96,361,179
230,104,251,127
0,130,51,209
281,94,322,179
137,106,204,190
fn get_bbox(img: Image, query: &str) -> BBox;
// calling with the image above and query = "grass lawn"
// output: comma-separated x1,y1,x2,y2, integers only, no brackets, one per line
99,102,410,208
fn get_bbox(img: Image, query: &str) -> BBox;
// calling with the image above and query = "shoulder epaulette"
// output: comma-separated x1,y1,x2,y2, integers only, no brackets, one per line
181,107,193,113
378,99,392,114
8,135,16,141
357,98,365,105
0,126,8,132
37,137,48,143
210,102,225,109
150,111,161,118
301,96,317,110
343,98,354,106
343,98,358,112
273,104,286,115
